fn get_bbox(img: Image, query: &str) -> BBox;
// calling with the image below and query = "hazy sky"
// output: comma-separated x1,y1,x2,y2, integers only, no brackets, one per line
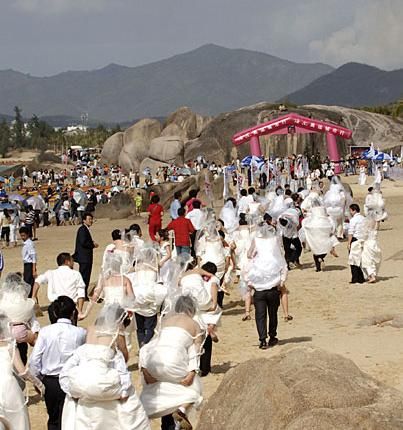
0,0,402,76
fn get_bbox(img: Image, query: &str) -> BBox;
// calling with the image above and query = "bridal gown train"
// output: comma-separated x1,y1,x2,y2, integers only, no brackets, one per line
60,344,150,430
0,346,30,430
180,274,222,327
139,326,203,418
246,235,287,289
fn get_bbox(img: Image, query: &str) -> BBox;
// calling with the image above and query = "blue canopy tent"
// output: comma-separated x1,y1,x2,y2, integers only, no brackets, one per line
0,202,17,210
373,152,392,161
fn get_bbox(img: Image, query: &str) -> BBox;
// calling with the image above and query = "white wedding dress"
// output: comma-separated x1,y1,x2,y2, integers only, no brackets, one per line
358,167,367,185
324,184,346,238
60,344,150,430
139,326,203,418
198,239,226,280
232,227,254,297
180,274,222,327
127,270,167,317
364,191,388,222
245,236,287,290
302,206,337,255
0,345,30,430
361,230,382,278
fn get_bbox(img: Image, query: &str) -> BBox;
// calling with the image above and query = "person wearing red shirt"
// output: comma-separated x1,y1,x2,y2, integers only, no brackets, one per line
147,195,164,241
184,189,202,213
166,207,195,255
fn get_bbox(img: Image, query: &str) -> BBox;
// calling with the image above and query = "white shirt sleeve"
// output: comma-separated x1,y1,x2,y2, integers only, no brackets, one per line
114,350,132,398
36,271,49,285
76,272,86,299
59,350,81,396
29,331,47,377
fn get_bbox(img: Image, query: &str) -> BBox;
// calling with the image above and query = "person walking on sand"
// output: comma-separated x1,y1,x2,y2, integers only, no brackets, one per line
348,204,366,284
166,208,195,255
19,226,37,297
73,213,98,299
246,223,287,350
147,195,164,242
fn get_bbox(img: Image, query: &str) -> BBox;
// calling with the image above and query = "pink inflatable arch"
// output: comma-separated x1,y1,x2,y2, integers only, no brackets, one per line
232,113,353,173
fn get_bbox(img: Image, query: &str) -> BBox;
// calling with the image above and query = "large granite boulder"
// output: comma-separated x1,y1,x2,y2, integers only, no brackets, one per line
148,135,184,165
197,345,403,430
185,102,403,164
161,123,186,139
163,106,211,140
101,132,124,165
139,157,170,177
94,192,135,220
119,118,162,171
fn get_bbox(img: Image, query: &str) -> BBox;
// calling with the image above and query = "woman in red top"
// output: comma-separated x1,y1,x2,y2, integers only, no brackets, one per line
147,194,164,241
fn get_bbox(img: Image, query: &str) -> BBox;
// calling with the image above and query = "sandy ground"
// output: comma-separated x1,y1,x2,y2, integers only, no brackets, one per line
4,176,403,429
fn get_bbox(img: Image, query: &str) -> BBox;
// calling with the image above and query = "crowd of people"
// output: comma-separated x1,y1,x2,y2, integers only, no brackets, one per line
0,158,389,430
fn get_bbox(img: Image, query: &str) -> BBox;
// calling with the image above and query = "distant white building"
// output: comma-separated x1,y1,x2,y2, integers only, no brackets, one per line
66,124,88,133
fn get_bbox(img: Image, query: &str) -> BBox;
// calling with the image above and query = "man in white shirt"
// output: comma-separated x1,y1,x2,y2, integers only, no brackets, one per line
169,191,182,220
32,253,85,312
186,200,205,257
348,204,366,284
29,296,86,430
185,200,205,231
237,189,250,216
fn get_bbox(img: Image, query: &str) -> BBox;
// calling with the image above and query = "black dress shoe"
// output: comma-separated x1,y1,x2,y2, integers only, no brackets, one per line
259,341,268,349
268,337,279,347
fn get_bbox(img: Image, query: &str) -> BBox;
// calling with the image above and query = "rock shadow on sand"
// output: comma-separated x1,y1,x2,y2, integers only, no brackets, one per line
278,336,313,346
211,361,235,375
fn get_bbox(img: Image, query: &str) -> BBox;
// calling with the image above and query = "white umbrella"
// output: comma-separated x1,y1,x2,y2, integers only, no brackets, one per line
26,195,45,210
73,190,88,206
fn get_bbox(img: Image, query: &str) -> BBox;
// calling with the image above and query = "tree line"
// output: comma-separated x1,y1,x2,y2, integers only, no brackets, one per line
0,106,120,158
359,100,403,118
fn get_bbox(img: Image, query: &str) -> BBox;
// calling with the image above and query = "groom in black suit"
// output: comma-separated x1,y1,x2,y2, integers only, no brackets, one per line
73,212,98,299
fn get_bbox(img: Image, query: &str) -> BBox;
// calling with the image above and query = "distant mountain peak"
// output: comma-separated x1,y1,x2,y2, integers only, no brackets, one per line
0,45,336,122
285,62,403,107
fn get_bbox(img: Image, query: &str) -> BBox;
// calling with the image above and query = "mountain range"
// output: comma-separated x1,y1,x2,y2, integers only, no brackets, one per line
284,63,403,107
0,44,332,124
0,44,401,125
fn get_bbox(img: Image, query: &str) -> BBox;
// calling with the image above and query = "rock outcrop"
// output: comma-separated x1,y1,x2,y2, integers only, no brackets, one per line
163,106,211,140
197,345,403,430
102,103,403,170
148,135,184,165
118,118,162,171
185,102,403,164
139,158,170,177
306,104,403,151
100,132,124,165
101,108,210,172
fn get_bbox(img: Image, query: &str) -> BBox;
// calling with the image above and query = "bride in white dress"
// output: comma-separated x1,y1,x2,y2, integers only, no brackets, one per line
323,176,346,239
361,216,382,283
358,165,367,185
60,304,151,430
364,185,388,227
231,214,255,321
196,221,226,281
79,253,136,353
180,264,222,332
219,198,239,238
0,312,32,430
302,201,339,271
245,223,288,292
140,295,205,430
0,275,39,348
127,247,167,346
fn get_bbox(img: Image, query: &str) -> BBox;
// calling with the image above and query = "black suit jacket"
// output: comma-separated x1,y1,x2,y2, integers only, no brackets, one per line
73,225,95,264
